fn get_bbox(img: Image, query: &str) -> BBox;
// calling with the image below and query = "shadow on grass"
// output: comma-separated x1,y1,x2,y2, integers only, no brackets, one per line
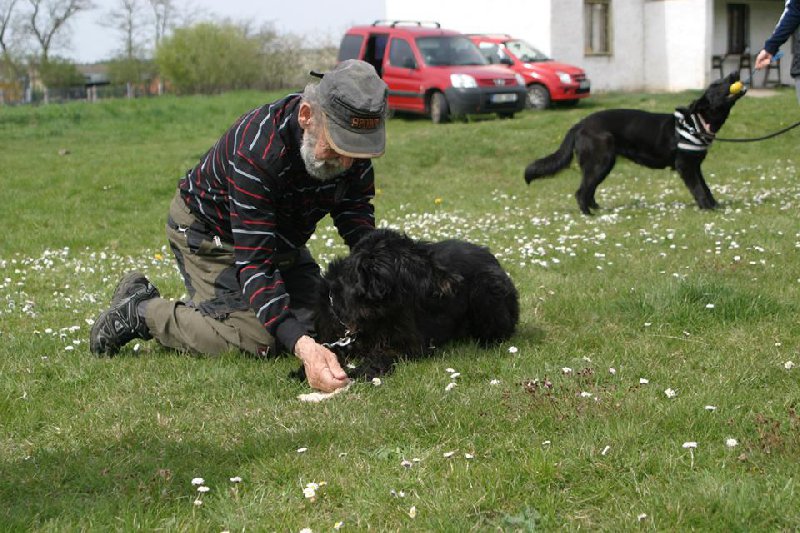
0,429,321,528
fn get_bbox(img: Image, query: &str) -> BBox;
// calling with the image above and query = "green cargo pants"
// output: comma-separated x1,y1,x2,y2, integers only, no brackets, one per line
143,192,320,357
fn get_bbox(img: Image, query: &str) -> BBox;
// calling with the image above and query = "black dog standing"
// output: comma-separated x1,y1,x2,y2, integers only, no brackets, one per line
305,229,520,379
524,72,748,214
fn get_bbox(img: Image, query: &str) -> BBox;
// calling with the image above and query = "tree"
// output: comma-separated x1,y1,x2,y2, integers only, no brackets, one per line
0,0,19,56
0,0,23,103
25,0,94,62
147,0,170,48
156,21,260,94
25,0,94,103
38,54,81,87
104,0,149,97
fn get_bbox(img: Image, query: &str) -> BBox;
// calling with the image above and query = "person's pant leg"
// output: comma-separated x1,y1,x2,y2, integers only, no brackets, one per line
794,76,800,103
144,192,275,357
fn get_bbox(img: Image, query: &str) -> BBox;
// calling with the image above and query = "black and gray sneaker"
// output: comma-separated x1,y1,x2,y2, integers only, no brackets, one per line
89,272,160,356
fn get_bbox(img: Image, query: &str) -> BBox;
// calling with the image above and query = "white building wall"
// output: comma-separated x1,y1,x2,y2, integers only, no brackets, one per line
554,0,646,92
644,0,711,92
384,0,552,55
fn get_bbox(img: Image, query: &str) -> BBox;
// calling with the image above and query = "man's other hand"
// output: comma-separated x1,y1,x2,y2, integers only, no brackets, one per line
294,335,350,392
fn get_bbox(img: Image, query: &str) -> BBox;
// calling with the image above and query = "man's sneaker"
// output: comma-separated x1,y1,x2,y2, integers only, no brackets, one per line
110,272,159,307
89,273,160,356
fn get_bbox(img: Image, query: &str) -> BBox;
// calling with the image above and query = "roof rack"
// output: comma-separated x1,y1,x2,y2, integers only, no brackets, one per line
466,33,513,39
371,20,441,29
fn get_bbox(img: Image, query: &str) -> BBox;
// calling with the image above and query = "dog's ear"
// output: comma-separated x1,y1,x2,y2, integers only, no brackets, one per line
432,267,463,297
353,254,394,302
426,255,463,297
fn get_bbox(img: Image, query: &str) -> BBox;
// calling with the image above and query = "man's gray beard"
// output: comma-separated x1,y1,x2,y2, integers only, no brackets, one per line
300,129,347,181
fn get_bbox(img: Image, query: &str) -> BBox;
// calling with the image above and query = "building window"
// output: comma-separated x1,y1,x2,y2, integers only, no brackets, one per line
585,0,611,55
727,4,749,54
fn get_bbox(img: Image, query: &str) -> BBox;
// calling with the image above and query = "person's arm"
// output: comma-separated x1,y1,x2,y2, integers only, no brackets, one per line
331,160,377,247
757,0,800,68
230,155,349,391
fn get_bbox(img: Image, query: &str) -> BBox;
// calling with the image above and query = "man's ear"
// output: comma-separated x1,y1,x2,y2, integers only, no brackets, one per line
298,102,312,130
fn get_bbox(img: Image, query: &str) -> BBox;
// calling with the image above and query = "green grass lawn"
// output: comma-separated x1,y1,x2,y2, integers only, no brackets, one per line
1,87,799,531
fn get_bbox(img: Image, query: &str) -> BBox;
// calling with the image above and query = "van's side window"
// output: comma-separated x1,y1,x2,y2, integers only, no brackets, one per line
388,38,417,69
338,35,364,61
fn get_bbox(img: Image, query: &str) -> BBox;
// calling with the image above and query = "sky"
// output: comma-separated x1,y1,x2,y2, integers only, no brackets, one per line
68,0,385,63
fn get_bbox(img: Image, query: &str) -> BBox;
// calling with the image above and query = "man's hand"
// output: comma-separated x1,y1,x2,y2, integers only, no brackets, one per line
755,49,773,70
294,335,350,392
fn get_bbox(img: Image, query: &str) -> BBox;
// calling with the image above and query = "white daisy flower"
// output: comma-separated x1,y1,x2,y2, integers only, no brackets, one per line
445,382,456,391
784,361,795,370
704,405,717,411
682,441,697,449
197,486,210,493
297,447,308,453
639,378,649,385
508,346,519,354
664,388,677,398
229,476,242,483
725,438,738,448
191,477,205,486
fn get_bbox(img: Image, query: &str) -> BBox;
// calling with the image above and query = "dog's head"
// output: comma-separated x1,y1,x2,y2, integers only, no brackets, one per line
321,229,460,332
683,72,746,133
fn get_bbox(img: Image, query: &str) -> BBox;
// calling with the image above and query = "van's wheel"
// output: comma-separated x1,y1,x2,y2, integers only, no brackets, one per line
527,84,551,110
430,92,450,124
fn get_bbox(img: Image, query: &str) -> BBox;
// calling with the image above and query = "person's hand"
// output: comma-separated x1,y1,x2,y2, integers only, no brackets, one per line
294,335,350,392
755,49,773,70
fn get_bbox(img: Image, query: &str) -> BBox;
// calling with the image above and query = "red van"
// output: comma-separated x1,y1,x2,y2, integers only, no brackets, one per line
338,21,527,123
469,34,590,109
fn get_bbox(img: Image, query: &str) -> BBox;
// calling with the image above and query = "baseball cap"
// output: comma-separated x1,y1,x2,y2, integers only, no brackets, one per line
310,59,388,159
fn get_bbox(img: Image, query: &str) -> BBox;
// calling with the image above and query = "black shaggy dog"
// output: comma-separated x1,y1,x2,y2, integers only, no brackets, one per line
524,72,747,214
310,229,520,379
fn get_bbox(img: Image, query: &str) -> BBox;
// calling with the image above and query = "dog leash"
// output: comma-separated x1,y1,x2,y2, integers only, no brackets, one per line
715,51,800,143
715,120,800,142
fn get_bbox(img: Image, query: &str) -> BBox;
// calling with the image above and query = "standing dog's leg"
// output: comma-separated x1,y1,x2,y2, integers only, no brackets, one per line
676,154,717,209
576,131,615,214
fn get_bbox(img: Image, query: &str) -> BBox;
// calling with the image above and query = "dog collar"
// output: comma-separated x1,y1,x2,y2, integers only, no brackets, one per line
674,109,715,152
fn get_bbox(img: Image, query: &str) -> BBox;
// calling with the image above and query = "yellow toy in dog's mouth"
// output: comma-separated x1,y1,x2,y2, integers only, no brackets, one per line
729,81,744,95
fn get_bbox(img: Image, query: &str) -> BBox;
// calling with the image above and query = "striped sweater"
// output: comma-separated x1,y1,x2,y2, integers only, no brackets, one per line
177,93,376,350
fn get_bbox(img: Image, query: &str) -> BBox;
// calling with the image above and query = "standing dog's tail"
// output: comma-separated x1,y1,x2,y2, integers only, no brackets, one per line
524,124,579,184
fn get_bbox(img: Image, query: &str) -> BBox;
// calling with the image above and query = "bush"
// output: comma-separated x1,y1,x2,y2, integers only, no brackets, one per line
155,22,262,94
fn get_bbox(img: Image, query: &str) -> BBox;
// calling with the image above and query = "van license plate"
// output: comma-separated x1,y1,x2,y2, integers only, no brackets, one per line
490,93,517,103
579,80,590,90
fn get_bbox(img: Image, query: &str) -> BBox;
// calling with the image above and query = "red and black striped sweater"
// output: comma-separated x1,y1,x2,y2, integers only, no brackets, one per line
178,94,376,350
